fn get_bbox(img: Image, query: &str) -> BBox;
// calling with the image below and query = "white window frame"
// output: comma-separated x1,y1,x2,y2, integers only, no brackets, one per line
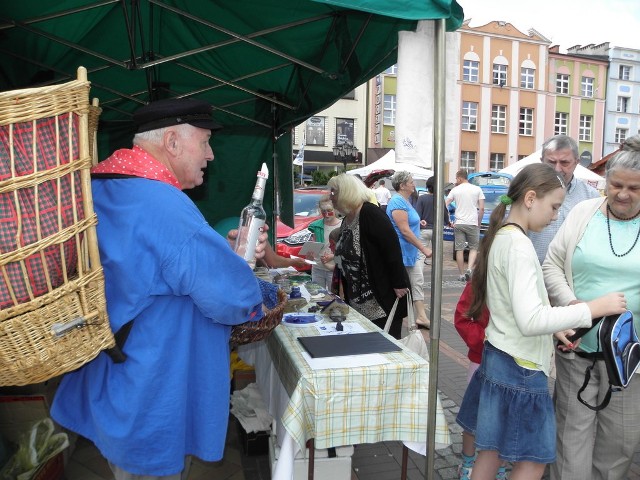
615,128,628,144
581,77,594,98
490,153,505,172
491,105,507,133
519,107,534,136
383,94,396,125
619,65,631,80
384,64,397,75
463,60,479,82
462,101,478,131
617,96,630,113
520,67,535,89
579,115,592,141
554,112,568,136
556,74,569,94
460,151,476,172
493,64,508,86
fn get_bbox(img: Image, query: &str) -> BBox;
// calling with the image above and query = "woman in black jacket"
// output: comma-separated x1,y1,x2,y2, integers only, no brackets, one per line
327,174,410,338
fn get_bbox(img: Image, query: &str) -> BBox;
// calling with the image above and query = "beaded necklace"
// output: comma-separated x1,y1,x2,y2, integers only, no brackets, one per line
606,205,640,257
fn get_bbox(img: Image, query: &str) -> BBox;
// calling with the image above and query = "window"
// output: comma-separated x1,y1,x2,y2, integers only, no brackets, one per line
463,60,479,82
384,64,397,75
554,112,568,135
520,67,535,89
617,96,630,113
490,153,505,171
619,65,631,80
335,118,354,145
462,101,478,131
383,94,396,125
556,74,569,94
493,64,507,86
581,77,594,97
579,115,592,141
306,117,325,145
615,128,628,144
342,89,355,100
491,105,507,133
460,151,476,172
519,108,533,136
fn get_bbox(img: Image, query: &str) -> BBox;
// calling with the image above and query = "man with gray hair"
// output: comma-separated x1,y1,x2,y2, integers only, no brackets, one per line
51,98,268,480
529,134,600,264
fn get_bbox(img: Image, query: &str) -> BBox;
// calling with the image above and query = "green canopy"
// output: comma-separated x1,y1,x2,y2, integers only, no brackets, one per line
0,0,463,232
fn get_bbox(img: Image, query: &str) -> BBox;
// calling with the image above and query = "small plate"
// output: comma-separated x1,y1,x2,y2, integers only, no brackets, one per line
282,313,323,327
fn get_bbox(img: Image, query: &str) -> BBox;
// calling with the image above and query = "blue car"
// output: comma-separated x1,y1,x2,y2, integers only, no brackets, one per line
446,172,512,258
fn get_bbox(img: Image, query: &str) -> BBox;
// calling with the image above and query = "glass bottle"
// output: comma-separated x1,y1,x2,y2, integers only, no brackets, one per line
234,163,269,268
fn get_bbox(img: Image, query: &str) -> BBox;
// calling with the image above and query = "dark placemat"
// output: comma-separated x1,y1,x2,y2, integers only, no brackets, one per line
298,332,401,358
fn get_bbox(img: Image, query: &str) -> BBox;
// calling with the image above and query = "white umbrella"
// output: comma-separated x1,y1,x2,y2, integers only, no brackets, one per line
499,150,605,190
347,149,434,180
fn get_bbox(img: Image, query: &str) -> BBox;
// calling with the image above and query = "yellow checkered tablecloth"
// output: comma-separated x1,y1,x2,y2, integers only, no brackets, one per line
265,309,450,452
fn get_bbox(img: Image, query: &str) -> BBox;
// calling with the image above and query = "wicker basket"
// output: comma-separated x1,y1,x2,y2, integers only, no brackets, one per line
0,67,115,386
230,289,287,346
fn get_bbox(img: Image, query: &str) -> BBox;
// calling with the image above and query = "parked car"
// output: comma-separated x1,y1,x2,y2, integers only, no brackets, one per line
446,172,512,259
276,187,331,270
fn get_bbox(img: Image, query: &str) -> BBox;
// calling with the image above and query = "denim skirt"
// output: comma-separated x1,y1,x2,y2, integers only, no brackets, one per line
456,342,556,464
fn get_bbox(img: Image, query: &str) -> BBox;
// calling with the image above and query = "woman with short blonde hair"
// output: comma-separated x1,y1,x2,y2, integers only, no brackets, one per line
327,174,409,338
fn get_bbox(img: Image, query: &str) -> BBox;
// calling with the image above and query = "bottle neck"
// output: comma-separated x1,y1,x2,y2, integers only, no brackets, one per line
251,176,267,202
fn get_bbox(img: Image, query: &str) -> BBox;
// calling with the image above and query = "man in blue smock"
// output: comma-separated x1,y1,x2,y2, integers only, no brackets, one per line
51,98,266,480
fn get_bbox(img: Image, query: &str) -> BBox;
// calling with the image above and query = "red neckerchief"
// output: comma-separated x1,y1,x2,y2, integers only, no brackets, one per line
91,145,181,189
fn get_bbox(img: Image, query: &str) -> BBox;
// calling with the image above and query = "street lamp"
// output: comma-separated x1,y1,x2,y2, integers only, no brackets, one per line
332,142,359,172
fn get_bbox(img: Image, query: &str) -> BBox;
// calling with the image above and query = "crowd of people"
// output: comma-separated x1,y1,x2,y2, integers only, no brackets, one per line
41,94,639,480
453,134,640,480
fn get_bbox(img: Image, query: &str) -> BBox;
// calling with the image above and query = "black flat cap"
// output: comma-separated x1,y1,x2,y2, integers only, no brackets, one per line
133,98,223,133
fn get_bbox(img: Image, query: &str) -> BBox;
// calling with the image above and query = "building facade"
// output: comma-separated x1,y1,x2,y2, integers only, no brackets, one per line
546,44,608,163
602,45,640,155
292,83,367,175
455,20,551,176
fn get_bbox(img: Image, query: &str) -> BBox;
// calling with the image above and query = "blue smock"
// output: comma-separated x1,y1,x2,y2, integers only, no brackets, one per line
51,178,263,476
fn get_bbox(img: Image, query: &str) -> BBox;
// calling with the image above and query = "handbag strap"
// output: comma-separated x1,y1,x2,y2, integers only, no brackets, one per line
383,292,413,333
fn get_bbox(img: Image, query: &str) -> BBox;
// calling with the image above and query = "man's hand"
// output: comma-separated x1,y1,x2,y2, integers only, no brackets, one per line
226,224,270,261
254,224,269,261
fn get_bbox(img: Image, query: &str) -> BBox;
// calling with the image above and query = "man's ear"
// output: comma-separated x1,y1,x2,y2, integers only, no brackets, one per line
164,129,179,154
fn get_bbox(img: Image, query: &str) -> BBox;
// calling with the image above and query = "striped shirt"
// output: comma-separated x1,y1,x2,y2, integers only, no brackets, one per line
529,175,600,264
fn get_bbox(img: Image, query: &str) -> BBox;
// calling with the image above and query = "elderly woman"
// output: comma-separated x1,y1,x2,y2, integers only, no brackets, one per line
387,171,433,328
328,174,410,339
543,134,640,480
306,195,342,290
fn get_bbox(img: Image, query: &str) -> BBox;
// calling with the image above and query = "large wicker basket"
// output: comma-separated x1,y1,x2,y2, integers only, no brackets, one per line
231,289,287,346
0,67,115,386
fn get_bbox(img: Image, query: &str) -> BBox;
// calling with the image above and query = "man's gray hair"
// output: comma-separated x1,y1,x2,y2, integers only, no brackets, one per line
541,134,578,161
133,123,191,146
391,171,413,191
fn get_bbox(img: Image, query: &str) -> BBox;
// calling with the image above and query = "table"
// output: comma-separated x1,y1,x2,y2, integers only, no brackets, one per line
238,306,450,480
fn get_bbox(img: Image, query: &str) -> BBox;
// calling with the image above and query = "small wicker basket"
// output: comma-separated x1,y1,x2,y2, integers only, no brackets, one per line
230,289,287,346
0,67,115,386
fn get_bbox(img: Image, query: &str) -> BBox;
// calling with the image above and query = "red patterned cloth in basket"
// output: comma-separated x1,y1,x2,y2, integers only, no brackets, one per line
0,113,84,309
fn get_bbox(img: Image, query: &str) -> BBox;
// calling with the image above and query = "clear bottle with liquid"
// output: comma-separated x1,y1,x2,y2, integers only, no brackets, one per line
234,163,269,268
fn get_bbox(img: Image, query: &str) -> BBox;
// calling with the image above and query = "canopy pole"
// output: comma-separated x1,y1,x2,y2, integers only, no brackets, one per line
425,17,446,480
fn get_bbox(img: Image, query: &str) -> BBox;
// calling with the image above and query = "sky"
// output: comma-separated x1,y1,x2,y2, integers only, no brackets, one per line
459,0,640,52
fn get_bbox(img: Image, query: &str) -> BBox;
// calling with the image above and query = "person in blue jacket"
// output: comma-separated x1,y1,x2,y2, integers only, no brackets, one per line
51,98,267,480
